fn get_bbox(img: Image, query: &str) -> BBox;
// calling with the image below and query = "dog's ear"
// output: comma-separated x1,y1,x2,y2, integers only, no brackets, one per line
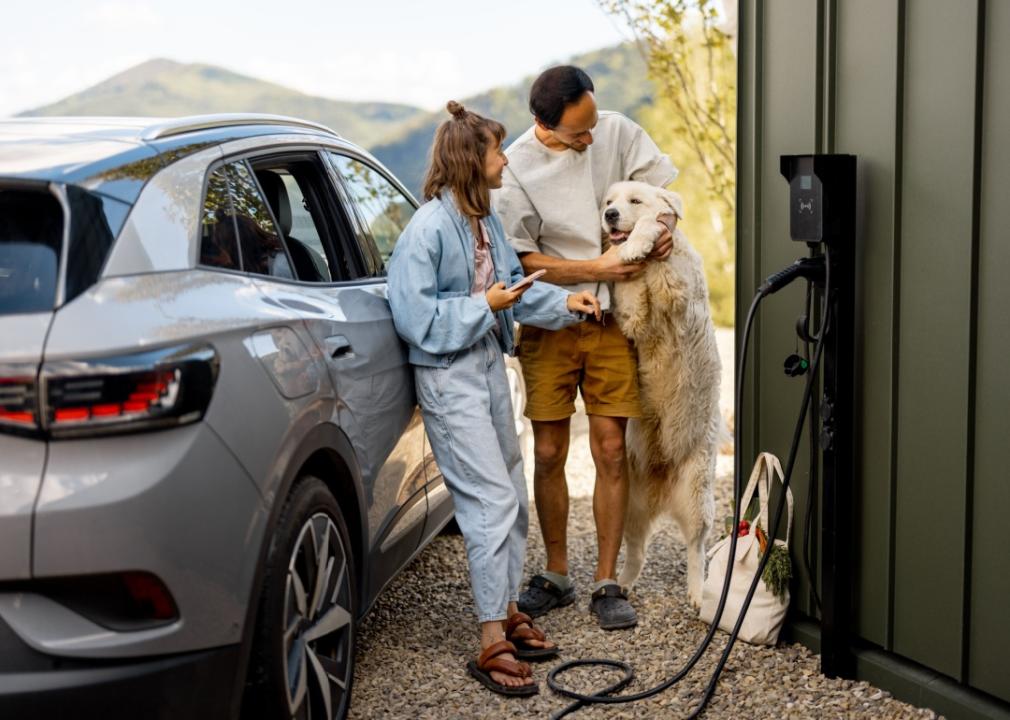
658,189,685,219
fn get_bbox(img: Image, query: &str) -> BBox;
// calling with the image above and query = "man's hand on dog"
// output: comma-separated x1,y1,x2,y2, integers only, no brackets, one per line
646,213,678,261
596,245,646,280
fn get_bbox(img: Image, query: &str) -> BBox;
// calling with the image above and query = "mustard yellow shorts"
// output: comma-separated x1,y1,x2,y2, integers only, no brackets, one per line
517,316,641,421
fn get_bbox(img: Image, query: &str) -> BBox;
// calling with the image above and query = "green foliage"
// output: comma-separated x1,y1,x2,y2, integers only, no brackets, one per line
600,0,736,326
762,543,792,602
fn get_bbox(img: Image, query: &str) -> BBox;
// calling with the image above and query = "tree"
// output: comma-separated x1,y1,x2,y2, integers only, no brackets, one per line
601,0,737,324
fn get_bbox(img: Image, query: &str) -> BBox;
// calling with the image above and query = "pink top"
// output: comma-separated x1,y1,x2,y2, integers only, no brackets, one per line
471,220,496,296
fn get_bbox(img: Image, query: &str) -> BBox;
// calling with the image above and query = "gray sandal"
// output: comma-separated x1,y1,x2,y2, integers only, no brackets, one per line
517,574,576,618
589,583,638,630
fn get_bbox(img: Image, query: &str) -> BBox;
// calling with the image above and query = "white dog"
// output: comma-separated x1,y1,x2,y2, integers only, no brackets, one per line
601,180,722,607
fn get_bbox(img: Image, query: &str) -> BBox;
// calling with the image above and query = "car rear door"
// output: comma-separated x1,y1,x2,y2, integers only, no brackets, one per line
325,151,457,540
235,148,428,602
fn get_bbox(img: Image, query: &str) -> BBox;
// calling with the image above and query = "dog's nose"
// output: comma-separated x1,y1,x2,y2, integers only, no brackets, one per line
604,208,619,223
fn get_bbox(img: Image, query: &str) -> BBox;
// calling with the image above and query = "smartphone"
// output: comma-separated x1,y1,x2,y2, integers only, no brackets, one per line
506,269,547,293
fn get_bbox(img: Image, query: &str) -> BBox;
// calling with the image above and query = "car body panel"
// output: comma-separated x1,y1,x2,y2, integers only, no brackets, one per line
0,436,45,580
0,313,54,362
31,423,265,656
101,146,223,277
249,277,427,593
0,313,53,579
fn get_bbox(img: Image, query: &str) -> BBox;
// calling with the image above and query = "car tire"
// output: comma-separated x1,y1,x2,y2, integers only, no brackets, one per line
245,475,357,720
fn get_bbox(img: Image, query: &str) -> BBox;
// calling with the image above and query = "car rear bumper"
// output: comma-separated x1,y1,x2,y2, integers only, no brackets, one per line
0,614,240,719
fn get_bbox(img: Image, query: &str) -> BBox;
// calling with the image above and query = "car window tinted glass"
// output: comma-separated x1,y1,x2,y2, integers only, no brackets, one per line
253,166,333,283
230,162,294,279
64,187,126,304
282,173,332,281
0,189,63,316
328,154,415,271
199,166,241,271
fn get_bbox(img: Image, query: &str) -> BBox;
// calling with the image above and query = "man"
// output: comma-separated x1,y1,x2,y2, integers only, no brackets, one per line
493,65,677,630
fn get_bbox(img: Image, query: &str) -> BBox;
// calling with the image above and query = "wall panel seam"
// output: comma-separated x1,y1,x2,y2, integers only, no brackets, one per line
960,0,987,687
886,0,907,654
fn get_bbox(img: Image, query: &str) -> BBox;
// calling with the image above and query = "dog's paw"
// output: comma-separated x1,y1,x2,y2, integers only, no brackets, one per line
619,241,650,263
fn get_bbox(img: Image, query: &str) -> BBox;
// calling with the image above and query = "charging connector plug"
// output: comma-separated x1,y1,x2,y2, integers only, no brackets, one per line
759,256,826,296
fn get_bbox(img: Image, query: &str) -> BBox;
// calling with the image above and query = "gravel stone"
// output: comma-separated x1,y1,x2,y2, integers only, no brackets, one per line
348,330,941,719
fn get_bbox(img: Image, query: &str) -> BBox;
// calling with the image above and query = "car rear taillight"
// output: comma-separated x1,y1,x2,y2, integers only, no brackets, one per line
0,344,218,439
0,367,40,434
43,344,218,439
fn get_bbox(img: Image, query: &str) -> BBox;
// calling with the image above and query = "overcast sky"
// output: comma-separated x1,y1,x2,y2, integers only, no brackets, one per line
1,0,635,117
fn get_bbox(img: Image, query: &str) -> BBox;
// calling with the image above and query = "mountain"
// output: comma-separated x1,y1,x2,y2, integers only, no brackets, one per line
19,45,654,195
19,59,424,149
371,43,655,196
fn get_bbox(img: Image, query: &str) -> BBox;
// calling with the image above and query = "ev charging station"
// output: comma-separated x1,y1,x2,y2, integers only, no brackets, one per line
781,154,857,680
548,154,859,717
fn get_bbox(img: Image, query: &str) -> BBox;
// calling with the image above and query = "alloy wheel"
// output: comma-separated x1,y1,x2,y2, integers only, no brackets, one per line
282,512,353,720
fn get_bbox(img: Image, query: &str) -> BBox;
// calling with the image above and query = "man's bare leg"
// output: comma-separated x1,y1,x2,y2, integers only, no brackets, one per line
587,414,629,582
531,418,572,575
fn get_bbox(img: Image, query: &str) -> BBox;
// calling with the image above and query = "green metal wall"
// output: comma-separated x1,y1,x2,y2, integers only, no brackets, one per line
737,0,1009,706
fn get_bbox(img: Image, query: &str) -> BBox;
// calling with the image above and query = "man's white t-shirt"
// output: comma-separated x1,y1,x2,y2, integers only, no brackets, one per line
492,111,677,310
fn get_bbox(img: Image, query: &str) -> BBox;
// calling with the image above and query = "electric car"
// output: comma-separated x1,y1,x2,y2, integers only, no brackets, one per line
0,114,487,719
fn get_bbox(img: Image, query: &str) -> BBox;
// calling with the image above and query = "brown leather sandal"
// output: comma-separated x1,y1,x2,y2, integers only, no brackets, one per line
465,640,538,697
506,611,560,661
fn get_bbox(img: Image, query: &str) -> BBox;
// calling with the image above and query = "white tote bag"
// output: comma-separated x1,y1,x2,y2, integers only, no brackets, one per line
699,452,793,646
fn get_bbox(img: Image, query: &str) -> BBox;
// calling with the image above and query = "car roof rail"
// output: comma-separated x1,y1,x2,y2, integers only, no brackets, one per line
141,114,340,141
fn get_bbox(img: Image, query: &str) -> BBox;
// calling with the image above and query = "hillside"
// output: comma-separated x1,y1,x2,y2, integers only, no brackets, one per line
19,45,655,196
19,59,424,149
371,43,654,196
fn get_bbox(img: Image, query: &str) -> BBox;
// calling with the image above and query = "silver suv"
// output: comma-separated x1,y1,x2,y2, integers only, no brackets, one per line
0,114,465,720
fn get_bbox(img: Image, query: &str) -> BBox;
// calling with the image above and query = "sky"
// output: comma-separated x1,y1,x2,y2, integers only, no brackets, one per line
1,0,635,117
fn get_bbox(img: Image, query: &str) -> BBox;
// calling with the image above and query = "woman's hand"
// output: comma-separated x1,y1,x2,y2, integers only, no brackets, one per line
486,281,527,312
567,290,601,321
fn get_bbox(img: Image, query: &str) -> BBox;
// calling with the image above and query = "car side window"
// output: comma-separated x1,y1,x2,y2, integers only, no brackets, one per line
199,166,241,271
250,156,355,283
327,153,415,273
229,162,294,280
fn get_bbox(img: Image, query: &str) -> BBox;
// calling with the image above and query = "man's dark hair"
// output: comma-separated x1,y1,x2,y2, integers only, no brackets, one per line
529,66,595,128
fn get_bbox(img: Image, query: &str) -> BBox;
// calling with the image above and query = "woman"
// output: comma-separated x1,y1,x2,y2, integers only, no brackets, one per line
387,101,599,696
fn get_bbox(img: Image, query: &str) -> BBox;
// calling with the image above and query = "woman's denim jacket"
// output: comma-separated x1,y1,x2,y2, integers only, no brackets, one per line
387,192,581,368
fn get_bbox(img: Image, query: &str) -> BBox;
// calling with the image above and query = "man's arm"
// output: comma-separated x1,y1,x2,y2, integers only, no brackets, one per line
516,246,644,283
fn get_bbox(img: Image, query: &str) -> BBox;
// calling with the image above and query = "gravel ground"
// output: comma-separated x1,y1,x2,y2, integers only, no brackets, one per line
348,330,941,719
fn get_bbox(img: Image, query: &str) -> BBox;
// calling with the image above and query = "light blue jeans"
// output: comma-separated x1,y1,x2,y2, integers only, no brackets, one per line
414,333,527,623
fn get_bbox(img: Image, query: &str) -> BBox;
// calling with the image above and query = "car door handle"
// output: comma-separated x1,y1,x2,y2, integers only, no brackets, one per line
324,335,353,358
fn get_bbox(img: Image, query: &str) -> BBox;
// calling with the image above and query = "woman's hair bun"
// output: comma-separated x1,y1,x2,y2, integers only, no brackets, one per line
446,100,466,119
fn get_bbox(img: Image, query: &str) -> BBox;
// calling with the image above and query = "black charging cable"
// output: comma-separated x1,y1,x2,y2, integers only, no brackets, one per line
546,248,832,719
801,279,824,614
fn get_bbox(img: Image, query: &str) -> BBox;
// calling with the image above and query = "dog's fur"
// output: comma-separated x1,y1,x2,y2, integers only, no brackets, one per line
601,181,721,607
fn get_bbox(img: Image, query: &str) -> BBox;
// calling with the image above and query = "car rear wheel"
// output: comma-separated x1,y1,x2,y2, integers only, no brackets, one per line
246,476,356,720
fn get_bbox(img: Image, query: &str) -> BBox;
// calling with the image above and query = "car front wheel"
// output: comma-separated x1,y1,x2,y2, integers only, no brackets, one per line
246,476,357,720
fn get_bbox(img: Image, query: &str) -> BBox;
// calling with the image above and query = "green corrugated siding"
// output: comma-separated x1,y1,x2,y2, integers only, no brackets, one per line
757,0,821,614
969,0,1010,701
891,0,978,679
738,0,1008,706
833,0,900,649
